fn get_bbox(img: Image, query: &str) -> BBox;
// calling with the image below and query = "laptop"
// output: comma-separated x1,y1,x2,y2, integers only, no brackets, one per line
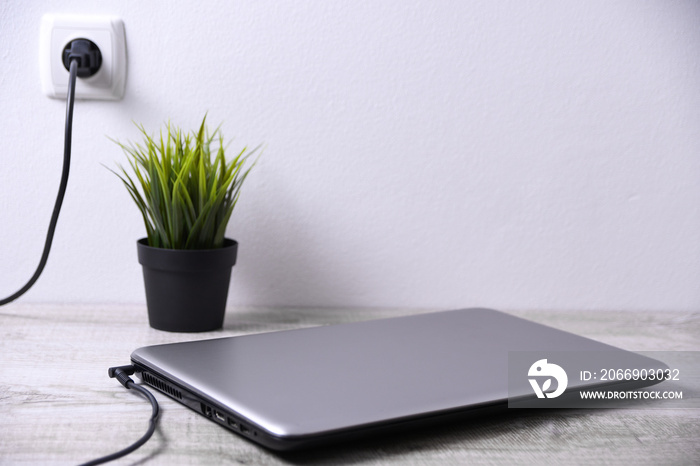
130,308,666,450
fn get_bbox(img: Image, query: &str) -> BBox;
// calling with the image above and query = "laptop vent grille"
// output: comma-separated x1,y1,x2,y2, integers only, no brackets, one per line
142,372,183,400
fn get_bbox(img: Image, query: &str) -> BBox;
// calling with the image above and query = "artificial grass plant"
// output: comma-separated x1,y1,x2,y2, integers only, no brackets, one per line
111,116,258,250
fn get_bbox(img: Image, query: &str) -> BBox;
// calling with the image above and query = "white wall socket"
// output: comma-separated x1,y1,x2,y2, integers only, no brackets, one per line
40,14,127,100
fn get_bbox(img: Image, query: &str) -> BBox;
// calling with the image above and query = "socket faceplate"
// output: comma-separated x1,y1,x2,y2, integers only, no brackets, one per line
40,14,126,100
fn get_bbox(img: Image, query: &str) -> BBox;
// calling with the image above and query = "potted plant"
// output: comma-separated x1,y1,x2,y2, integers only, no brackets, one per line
111,116,259,332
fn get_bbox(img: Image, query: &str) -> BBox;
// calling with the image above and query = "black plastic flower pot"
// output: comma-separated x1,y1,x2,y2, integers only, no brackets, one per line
136,238,238,332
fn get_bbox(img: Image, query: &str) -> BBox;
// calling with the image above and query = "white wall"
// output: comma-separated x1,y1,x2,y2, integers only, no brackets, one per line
1,0,698,312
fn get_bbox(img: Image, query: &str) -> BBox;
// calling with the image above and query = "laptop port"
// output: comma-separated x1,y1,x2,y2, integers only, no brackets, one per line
201,403,212,417
240,425,249,434
214,411,226,422
227,418,239,429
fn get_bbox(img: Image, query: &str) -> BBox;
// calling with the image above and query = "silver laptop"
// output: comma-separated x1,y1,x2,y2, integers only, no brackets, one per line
130,308,665,450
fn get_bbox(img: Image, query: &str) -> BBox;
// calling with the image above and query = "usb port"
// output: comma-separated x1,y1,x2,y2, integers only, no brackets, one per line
214,411,226,422
240,425,249,434
228,418,239,429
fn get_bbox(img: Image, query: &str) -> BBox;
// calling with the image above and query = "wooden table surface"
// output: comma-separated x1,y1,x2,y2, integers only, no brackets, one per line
1,304,698,465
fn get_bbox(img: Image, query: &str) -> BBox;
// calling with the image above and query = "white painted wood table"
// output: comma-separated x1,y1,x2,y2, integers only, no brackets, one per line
1,304,698,465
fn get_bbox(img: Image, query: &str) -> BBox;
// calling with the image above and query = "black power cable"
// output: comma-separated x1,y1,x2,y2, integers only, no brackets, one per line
80,366,160,466
0,39,101,306
0,60,77,305
0,41,160,464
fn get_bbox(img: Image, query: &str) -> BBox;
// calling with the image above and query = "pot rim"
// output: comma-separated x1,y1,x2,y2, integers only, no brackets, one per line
136,237,237,252
137,237,238,271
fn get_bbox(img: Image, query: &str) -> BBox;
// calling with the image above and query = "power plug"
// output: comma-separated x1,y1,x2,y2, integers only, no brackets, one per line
40,14,127,100
62,39,102,78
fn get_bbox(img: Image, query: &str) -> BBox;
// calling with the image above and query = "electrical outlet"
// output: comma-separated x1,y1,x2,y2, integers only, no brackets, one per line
39,14,127,100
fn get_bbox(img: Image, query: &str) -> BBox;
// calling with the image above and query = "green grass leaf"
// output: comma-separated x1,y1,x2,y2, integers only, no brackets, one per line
109,115,259,249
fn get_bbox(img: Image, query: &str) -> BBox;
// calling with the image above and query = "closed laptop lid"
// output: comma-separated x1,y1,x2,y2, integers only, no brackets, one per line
130,308,659,439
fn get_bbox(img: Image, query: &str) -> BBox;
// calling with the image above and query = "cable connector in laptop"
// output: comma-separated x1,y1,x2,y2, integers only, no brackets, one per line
108,365,136,388
80,365,160,466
